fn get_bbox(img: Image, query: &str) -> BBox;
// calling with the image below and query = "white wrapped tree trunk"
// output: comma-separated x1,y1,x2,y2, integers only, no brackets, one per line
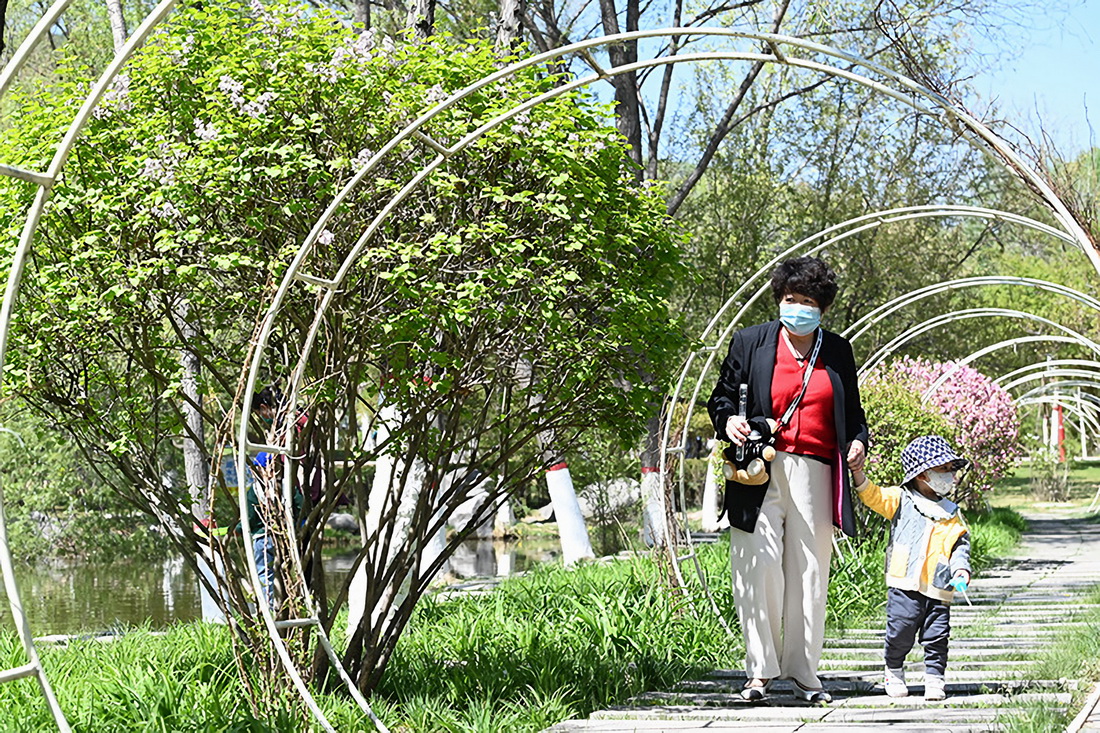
493,495,515,537
545,462,594,565
700,439,728,532
640,468,667,546
197,549,227,624
348,403,435,639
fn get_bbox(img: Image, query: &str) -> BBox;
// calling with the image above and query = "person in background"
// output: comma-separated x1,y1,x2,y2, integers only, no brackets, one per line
245,451,278,608
707,256,868,703
851,435,972,702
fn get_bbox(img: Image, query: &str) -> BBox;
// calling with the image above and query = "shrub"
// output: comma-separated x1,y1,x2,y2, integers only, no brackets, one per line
865,357,1023,505
1,0,689,704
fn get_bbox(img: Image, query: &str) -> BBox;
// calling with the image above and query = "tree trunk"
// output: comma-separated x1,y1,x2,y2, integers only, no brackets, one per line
405,0,435,38
104,0,128,51
495,0,524,52
176,302,209,518
597,0,642,173
544,461,594,565
1,0,9,56
700,440,727,532
639,411,667,546
174,300,219,621
353,0,370,31
524,358,594,564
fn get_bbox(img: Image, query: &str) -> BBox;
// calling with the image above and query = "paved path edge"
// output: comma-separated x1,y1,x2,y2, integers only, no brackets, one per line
1067,677,1100,732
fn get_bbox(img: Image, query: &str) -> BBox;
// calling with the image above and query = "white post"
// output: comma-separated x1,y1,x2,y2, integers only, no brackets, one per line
640,468,667,546
495,543,514,576
700,439,728,532
197,549,227,624
493,495,515,537
1079,388,1088,459
545,462,594,565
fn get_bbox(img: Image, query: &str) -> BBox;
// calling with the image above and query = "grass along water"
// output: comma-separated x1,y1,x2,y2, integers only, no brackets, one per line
0,506,1029,731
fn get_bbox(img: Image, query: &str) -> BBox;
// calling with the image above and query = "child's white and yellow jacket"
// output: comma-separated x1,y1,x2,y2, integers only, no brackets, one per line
855,478,971,603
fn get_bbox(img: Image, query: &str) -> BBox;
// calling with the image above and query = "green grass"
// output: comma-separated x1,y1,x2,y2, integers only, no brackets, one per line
0,553,737,732
0,503,1037,731
996,583,1100,732
991,460,1100,514
378,554,737,731
0,623,343,732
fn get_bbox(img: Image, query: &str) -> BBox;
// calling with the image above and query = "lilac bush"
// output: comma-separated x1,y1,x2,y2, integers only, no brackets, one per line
865,357,1023,504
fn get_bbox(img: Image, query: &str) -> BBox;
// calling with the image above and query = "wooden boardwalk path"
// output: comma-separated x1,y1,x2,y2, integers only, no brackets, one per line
547,512,1100,732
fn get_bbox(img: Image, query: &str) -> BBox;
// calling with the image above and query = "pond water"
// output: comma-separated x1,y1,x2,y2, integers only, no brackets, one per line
0,537,561,636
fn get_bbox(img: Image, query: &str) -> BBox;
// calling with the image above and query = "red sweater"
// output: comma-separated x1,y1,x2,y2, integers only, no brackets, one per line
771,337,837,461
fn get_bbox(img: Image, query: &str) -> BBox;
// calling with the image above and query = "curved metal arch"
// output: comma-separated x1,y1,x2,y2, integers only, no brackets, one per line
233,29,1100,698
0,1,181,728
657,215,1091,610
1018,380,1100,404
842,277,1100,343
236,31,1100,675
1016,396,1100,440
1001,369,1100,393
996,360,1100,387
693,208,1080,361
858,308,1100,378
2,17,1098,732
922,336,1099,401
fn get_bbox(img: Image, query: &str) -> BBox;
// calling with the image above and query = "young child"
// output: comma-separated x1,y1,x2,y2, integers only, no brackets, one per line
850,435,971,702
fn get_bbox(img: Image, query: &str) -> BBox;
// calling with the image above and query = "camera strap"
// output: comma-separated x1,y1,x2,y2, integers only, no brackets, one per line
775,329,822,431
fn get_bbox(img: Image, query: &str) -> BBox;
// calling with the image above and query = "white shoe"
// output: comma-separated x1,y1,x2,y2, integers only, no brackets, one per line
792,679,832,703
740,678,772,701
884,667,908,698
925,675,946,701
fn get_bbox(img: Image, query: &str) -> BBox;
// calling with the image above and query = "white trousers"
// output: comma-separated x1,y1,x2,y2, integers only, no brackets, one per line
729,451,833,688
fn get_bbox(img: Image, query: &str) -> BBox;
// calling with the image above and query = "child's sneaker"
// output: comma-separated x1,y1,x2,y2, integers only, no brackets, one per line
924,675,946,701
884,667,908,698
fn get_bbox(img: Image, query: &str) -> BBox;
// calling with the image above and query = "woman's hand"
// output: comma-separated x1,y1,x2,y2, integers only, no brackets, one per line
724,415,751,445
846,439,866,471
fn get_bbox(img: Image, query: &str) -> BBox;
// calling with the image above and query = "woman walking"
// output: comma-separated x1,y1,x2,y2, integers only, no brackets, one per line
707,256,867,703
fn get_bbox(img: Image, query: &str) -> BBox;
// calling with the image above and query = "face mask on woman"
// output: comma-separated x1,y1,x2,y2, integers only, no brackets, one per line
923,469,956,497
779,303,821,336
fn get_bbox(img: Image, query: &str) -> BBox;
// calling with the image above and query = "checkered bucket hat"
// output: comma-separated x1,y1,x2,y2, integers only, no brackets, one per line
901,435,969,485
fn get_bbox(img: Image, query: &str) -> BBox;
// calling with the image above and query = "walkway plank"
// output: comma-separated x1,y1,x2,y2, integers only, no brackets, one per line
544,514,1100,731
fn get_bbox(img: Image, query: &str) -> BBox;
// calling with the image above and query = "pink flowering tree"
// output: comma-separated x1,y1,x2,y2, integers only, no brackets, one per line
864,357,1023,506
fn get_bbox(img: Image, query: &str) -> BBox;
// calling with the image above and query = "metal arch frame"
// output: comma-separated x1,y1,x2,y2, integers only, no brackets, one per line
1017,380,1100,404
1017,395,1100,432
842,277,1100,343
1,16,1097,732
0,0,180,728
858,309,1100,378
921,336,1100,401
996,360,1100,388
1001,369,1100,393
1003,375,1100,452
1017,384,1100,467
656,210,1087,617
1017,390,1100,418
230,27,1100,717
1015,396,1100,451
687,207,1079,363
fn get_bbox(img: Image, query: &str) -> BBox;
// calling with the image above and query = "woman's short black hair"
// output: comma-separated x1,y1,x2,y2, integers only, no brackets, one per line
770,256,838,310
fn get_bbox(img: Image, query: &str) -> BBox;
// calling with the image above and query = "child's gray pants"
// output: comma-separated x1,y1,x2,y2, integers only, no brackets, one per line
884,587,950,677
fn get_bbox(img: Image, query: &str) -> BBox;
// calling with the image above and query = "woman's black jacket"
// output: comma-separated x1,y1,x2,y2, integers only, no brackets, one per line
706,320,868,537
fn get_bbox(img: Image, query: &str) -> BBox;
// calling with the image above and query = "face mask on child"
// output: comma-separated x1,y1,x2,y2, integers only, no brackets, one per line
923,469,956,497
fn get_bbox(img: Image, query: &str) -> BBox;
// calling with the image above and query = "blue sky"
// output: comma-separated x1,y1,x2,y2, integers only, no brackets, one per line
969,2,1099,156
